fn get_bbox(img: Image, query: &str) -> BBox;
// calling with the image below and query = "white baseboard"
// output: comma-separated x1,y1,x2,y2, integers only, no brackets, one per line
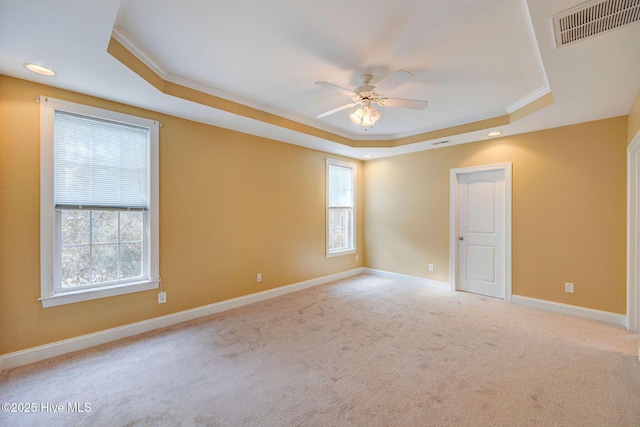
364,268,627,327
362,268,449,289
0,268,364,372
2,268,628,371
511,295,627,327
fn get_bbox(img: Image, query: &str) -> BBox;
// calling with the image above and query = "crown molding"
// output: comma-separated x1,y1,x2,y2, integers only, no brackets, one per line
506,84,551,114
111,26,168,80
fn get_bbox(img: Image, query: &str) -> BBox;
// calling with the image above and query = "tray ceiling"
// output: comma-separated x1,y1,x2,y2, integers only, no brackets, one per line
0,0,638,159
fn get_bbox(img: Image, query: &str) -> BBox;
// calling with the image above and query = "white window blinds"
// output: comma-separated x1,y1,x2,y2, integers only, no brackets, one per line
54,111,150,210
328,164,354,208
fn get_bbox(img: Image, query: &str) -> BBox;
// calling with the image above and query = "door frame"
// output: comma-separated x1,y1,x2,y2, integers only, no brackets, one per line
450,163,512,302
627,130,640,332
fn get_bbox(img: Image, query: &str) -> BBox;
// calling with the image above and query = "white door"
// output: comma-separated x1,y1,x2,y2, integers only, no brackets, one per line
455,168,506,299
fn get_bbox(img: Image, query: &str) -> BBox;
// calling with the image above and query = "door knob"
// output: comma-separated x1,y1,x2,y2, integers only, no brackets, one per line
458,236,464,240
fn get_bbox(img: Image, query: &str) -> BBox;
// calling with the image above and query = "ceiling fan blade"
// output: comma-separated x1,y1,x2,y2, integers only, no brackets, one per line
378,98,428,109
315,81,356,98
315,102,358,119
374,70,413,95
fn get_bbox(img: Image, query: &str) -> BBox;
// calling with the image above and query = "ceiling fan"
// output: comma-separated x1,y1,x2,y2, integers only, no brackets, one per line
315,70,428,127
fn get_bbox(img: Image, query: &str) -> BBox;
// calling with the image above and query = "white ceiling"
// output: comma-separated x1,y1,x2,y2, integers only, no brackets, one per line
1,0,639,160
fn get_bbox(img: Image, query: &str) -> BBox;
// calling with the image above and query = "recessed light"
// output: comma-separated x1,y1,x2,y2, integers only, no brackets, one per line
25,63,56,76
488,131,502,137
363,155,372,159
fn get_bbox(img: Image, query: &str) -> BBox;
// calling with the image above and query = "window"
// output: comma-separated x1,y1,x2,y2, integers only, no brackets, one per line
326,158,356,257
40,97,160,307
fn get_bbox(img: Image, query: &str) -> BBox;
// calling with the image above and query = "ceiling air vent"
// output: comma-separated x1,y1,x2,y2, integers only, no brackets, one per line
552,0,640,47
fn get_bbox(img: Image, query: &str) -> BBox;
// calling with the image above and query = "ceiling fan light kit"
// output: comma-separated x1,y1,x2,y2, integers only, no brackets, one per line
349,108,364,123
315,70,428,127
349,100,381,126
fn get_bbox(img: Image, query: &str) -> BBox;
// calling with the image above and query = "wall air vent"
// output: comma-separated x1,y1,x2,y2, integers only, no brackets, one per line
432,140,450,146
552,0,640,47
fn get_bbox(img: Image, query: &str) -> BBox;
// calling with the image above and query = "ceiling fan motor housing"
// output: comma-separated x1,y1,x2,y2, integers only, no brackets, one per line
354,85,376,97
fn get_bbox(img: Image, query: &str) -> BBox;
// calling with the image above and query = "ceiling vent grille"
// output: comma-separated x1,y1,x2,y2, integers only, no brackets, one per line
552,0,640,47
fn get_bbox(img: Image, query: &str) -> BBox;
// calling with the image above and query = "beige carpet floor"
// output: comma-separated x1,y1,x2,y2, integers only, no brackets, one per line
1,274,639,426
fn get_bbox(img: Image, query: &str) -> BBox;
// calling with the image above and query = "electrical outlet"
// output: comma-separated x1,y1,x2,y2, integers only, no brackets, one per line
564,282,574,293
428,264,434,272
158,291,166,304
257,273,262,282
356,255,359,262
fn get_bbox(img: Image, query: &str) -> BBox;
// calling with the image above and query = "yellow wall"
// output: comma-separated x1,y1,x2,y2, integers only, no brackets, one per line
0,72,632,356
0,75,363,355
630,90,640,143
364,117,628,314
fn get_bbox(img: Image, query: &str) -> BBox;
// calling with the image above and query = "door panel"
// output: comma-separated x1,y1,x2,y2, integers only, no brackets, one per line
466,180,496,234
466,245,496,282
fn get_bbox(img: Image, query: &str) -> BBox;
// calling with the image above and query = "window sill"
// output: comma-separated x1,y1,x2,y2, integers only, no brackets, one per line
326,248,357,258
39,279,160,308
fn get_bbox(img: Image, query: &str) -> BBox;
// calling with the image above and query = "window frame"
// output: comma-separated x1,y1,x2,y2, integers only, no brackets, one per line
40,97,160,308
326,158,357,258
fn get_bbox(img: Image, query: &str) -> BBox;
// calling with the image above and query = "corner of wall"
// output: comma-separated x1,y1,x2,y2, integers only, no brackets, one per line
629,90,640,143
